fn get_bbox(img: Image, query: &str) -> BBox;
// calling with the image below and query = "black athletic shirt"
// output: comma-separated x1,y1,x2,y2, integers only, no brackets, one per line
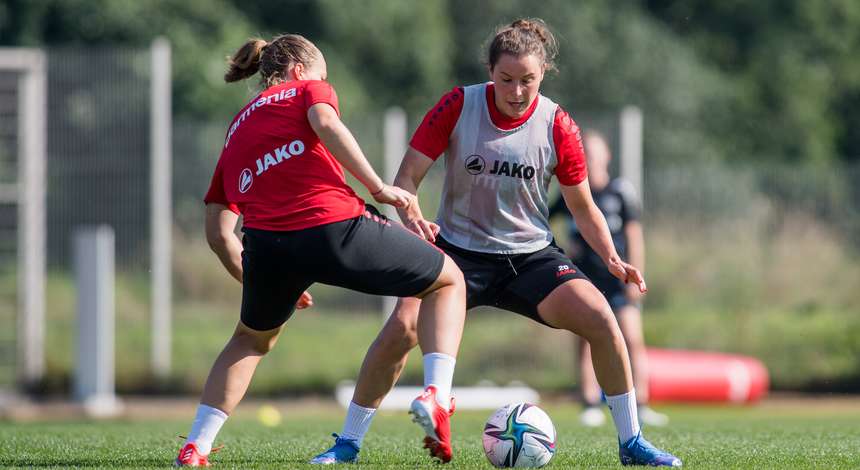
550,178,641,282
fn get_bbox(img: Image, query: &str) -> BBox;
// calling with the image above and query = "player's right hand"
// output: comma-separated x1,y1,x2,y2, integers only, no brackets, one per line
405,217,440,242
295,290,313,309
372,184,414,209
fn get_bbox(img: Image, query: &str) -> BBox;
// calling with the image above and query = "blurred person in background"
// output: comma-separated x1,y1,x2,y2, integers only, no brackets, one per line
311,19,681,467
549,130,669,428
175,33,467,467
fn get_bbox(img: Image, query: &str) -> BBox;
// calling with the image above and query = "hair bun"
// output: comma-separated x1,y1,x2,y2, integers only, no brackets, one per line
511,18,549,44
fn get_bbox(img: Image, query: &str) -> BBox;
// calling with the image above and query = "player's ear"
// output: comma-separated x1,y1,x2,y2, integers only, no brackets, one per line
290,62,306,81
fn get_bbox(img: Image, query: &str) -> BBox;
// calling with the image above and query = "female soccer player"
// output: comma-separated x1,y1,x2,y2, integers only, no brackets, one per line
311,19,681,466
549,130,669,428
174,34,467,467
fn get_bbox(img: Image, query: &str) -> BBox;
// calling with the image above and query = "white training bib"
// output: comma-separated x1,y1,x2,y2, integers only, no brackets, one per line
437,82,559,254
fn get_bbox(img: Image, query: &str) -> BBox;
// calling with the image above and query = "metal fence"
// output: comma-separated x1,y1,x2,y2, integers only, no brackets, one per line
47,48,152,270
0,69,18,388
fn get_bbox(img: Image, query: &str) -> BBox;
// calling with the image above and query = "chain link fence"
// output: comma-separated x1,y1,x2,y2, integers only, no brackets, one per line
0,70,19,388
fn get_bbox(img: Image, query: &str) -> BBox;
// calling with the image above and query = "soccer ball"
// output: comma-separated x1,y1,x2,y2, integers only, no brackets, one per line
482,403,556,468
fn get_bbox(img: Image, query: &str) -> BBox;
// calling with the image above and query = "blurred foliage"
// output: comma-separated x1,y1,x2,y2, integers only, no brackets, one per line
644,0,860,163
31,269,860,394
2,0,858,163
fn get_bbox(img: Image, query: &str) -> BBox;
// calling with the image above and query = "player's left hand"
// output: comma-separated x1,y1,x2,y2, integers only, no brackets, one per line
608,258,647,293
295,290,314,309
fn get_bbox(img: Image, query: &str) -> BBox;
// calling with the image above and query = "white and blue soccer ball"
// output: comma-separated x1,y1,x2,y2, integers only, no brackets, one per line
482,403,556,468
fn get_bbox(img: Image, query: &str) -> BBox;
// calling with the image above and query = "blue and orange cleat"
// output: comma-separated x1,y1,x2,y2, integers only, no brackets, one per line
309,433,360,465
409,385,455,463
619,432,682,467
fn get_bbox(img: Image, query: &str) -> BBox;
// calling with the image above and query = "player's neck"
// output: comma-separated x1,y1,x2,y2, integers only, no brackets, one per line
485,83,538,130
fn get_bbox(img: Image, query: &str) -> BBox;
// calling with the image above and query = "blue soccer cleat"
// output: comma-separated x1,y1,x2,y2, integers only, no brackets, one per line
619,432,682,467
309,433,360,465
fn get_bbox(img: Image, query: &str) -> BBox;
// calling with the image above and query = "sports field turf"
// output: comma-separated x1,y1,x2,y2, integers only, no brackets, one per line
1,400,858,469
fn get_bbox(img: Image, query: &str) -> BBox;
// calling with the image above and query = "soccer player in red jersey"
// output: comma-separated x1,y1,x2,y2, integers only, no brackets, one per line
175,34,467,467
312,19,681,466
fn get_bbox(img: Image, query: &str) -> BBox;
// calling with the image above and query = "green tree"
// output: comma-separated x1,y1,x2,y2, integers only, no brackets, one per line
0,0,259,120
447,0,736,165
644,0,860,163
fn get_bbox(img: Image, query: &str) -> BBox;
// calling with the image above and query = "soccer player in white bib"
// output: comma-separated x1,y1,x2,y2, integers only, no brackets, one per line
311,18,681,467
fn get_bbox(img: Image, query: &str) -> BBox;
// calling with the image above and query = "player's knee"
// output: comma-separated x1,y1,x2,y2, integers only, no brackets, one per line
435,256,466,291
234,329,279,355
377,318,417,356
578,306,619,342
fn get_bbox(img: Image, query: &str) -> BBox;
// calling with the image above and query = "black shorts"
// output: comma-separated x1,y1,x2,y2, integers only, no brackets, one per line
240,205,445,331
435,237,589,327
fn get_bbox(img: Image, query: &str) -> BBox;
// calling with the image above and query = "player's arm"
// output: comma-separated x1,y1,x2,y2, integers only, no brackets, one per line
308,103,413,209
624,220,645,273
394,87,462,241
205,203,243,283
394,147,439,241
559,181,647,293
203,204,314,309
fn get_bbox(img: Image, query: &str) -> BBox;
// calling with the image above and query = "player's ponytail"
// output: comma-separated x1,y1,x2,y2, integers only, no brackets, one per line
225,38,267,83
487,18,558,73
225,34,322,87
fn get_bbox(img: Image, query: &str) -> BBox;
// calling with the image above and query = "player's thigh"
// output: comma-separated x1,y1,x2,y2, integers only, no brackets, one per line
536,278,616,335
313,207,446,298
240,229,312,331
435,237,497,309
414,254,465,298
495,244,594,328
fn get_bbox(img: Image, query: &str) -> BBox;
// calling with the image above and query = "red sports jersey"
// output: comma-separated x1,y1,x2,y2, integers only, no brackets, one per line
204,80,365,231
410,84,587,186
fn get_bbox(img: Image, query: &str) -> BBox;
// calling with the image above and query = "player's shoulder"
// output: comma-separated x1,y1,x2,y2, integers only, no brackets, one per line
437,85,466,104
296,79,334,93
609,178,639,201
551,104,582,136
424,86,466,123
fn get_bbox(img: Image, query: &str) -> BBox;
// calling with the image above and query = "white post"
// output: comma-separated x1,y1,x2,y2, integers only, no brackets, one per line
150,37,172,378
619,106,643,202
381,107,407,319
15,49,47,386
74,226,120,417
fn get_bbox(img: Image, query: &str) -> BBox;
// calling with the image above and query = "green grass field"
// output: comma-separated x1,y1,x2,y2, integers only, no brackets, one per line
2,400,859,469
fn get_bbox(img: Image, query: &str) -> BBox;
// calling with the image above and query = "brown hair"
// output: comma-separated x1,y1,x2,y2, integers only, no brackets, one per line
224,34,321,87
487,18,558,73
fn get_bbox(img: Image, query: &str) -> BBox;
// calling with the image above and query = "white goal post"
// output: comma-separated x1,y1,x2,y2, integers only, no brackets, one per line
0,48,47,387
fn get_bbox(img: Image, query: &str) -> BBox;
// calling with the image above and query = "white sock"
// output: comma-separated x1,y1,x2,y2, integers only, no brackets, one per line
186,404,228,455
605,389,641,443
423,352,456,409
340,401,376,446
